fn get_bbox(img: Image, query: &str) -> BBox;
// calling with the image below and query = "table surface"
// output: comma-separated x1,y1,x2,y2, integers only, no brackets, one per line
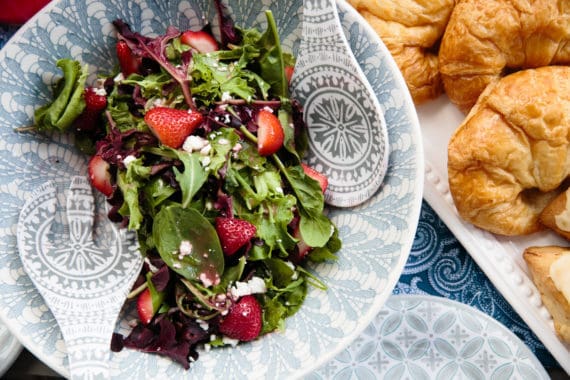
0,20,566,379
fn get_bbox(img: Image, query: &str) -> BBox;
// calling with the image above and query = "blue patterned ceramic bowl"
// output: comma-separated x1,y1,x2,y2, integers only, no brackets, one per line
0,0,423,378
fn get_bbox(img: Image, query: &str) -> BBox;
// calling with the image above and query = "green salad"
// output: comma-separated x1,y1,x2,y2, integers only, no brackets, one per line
30,0,340,368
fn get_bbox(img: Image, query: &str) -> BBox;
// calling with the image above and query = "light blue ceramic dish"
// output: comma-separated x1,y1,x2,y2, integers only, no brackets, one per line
0,0,423,378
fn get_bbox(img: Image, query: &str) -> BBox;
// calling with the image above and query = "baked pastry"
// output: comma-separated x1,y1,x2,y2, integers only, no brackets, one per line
348,0,456,104
523,246,570,344
540,187,570,240
448,66,570,236
439,0,570,113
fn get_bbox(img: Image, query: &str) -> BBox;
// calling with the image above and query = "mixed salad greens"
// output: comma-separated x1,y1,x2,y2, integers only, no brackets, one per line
29,0,340,369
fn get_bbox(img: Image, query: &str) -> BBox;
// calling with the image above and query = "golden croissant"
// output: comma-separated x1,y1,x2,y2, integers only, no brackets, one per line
348,0,456,104
448,66,570,236
439,0,570,113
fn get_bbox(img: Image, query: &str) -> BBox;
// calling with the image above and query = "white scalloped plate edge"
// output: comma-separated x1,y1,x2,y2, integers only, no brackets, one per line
417,95,570,375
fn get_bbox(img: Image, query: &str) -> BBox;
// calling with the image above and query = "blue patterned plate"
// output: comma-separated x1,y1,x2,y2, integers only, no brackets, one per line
310,295,549,379
0,0,423,378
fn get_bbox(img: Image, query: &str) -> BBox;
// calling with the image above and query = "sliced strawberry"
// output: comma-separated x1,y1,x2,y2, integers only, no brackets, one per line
137,288,160,325
116,40,140,77
215,217,257,256
301,163,328,193
284,65,294,84
256,109,284,156
219,295,262,341
144,107,204,149
74,87,107,132
84,86,107,112
87,154,113,197
180,30,219,53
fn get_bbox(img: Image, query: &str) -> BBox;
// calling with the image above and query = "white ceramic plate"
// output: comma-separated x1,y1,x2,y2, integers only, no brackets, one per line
0,1,423,378
419,95,570,374
311,294,550,379
0,320,23,378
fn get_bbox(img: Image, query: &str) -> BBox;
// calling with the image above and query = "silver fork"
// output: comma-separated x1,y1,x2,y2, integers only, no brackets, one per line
17,176,143,379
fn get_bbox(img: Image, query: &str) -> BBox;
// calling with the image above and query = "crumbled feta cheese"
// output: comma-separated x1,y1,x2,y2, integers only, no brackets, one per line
201,156,211,167
199,271,219,288
229,276,267,299
222,336,240,347
263,106,274,113
122,155,136,167
221,91,232,101
182,135,209,153
113,72,125,82
93,87,107,96
179,240,193,256
199,144,212,155
153,98,167,107
218,138,229,145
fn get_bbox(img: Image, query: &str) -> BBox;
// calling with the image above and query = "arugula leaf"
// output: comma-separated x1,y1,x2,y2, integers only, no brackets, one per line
168,149,208,209
143,176,177,212
34,59,87,132
206,128,240,175
191,52,270,104
153,204,224,282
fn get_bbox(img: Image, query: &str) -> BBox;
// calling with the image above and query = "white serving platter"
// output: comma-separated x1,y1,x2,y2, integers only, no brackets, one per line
418,95,570,374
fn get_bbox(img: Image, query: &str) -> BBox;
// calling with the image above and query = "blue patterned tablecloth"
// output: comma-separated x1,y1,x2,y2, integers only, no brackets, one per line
0,23,561,373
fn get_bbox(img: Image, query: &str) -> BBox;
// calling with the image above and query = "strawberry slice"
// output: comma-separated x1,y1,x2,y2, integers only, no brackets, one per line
219,295,262,341
144,107,204,149
116,40,140,77
284,65,294,84
301,163,328,193
74,87,107,132
180,30,219,53
256,109,284,156
84,86,107,112
215,217,257,256
87,154,113,197
137,288,163,325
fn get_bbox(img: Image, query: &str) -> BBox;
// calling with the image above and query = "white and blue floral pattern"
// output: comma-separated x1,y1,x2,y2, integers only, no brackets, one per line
0,0,423,378
310,295,549,380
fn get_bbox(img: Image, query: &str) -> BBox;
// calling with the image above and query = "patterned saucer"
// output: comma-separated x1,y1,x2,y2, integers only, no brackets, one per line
309,295,549,379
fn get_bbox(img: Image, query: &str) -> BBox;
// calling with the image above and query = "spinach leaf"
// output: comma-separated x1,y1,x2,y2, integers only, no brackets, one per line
153,204,224,283
279,163,332,247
